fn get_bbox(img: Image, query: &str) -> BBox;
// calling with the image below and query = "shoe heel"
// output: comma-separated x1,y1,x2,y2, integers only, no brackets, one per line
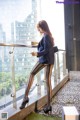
43,105,52,114
48,107,52,114
20,97,29,109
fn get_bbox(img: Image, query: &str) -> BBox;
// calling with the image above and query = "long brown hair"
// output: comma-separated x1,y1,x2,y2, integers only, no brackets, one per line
37,20,54,46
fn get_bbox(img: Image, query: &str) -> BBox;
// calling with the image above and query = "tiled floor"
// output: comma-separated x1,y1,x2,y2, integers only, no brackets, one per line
51,71,80,117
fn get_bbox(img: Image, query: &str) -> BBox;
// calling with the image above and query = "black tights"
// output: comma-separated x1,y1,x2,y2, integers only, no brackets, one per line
24,61,53,105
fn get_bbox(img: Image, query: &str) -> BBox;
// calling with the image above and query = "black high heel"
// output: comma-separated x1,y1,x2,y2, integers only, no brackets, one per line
20,97,29,109
43,105,52,114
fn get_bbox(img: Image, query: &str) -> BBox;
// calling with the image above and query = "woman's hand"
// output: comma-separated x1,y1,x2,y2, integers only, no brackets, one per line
31,52,38,56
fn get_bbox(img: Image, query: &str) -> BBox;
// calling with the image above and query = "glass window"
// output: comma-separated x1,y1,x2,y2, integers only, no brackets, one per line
0,0,65,110
41,0,65,49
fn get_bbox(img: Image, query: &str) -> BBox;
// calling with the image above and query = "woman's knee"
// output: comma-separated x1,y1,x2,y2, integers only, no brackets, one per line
30,72,35,77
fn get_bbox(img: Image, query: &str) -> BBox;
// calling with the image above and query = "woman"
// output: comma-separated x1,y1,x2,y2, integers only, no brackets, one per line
20,20,54,113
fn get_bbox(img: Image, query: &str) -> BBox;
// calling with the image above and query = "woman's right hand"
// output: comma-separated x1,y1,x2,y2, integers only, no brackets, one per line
31,52,38,56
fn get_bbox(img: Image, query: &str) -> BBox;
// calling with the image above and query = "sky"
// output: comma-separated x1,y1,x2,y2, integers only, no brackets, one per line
0,0,32,40
41,0,65,48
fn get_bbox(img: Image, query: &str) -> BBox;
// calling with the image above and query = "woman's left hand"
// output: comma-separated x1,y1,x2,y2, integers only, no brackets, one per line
31,52,38,56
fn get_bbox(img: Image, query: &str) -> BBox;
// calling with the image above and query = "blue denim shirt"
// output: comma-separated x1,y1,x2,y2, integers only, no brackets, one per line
37,34,54,64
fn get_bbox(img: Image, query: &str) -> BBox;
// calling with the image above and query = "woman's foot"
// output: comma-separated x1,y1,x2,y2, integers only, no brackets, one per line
43,105,52,114
20,97,29,109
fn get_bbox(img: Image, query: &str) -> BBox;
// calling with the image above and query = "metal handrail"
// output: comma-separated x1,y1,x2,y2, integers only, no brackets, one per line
0,43,66,52
0,43,37,47
58,49,66,51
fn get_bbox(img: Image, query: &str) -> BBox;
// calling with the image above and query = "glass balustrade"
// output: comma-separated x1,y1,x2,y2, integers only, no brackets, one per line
0,44,38,109
0,43,67,110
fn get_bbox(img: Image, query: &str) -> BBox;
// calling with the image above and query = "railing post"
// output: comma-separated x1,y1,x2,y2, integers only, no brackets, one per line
63,51,66,76
10,47,17,109
54,54,57,85
56,52,60,79
2,47,7,107
36,72,41,96
43,68,47,94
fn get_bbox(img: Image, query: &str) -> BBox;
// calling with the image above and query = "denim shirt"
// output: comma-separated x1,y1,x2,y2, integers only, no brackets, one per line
37,34,54,64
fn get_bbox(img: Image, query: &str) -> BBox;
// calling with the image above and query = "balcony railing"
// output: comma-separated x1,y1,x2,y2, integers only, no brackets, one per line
0,43,68,111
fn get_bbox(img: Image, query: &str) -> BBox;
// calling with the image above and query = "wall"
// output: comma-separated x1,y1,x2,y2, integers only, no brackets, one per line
64,4,80,71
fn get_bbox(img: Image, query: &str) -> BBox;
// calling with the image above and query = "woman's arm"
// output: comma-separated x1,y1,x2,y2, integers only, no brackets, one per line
37,35,52,57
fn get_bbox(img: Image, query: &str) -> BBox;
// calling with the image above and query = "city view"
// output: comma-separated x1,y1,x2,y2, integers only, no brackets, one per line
0,0,39,108
0,0,65,109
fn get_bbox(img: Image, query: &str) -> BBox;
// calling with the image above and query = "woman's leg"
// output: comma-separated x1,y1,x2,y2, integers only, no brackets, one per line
24,61,46,97
45,64,53,106
20,61,47,109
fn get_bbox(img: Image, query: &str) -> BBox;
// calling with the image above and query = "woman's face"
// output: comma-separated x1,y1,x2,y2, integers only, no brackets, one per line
37,26,44,34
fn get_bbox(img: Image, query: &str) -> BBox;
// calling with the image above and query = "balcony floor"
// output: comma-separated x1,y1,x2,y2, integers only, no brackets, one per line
39,71,80,117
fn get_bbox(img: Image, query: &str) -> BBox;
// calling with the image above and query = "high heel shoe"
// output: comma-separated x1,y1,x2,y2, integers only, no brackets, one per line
43,105,52,114
20,97,29,109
